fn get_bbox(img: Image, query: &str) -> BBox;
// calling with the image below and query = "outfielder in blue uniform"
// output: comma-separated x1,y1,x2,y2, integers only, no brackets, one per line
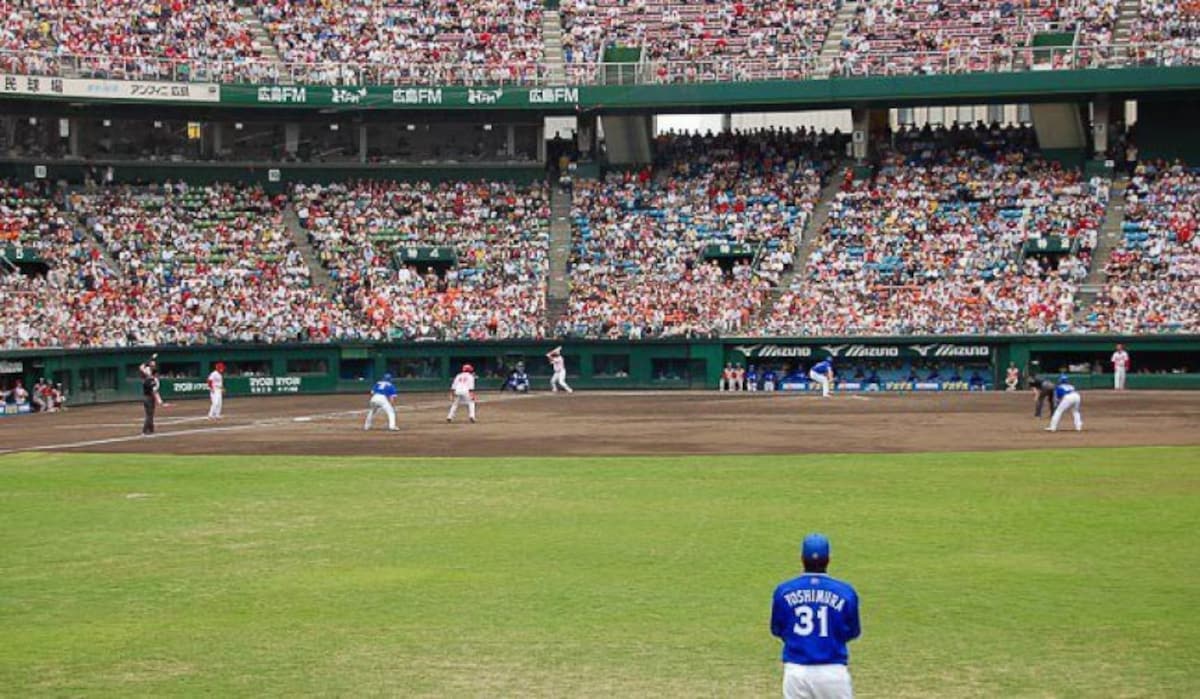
364,373,398,431
1046,375,1083,432
772,533,861,699
809,359,835,397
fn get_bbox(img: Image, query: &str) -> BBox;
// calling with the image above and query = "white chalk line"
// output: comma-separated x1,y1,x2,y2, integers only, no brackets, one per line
0,394,538,455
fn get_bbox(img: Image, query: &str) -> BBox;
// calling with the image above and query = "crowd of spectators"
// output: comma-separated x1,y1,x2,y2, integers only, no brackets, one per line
64,182,362,346
562,0,834,83
1082,161,1198,333
761,123,1109,336
292,179,550,341
2,0,267,82
559,128,841,339
256,0,545,85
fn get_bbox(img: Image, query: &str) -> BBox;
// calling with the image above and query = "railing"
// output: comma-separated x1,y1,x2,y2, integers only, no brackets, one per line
0,43,1196,88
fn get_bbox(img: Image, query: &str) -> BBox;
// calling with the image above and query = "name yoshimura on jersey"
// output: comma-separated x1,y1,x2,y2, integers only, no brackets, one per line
771,573,861,665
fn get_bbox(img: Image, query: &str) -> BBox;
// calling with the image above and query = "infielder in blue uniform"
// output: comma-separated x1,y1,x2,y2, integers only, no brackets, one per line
364,373,398,431
771,533,861,699
809,359,835,398
1046,375,1083,432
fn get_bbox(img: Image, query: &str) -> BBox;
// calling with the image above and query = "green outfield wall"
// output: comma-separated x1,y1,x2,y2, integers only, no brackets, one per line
2,336,1197,407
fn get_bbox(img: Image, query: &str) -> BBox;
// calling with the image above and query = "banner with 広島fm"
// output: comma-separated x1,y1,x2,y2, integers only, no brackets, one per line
222,84,585,109
0,74,219,102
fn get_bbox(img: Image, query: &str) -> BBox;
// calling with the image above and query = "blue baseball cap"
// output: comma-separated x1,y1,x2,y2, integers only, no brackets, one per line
383,373,393,382
1058,374,1069,384
802,533,830,562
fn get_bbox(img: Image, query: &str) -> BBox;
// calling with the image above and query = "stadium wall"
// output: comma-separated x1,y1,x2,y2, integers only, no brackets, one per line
3,336,1198,408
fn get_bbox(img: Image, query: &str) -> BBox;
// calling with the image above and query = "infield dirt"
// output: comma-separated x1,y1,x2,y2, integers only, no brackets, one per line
2,390,1197,457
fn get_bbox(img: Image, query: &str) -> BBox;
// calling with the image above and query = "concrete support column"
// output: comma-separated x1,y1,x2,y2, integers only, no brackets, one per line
721,113,733,133
1092,95,1112,158
506,125,516,158
576,113,597,159
359,124,368,163
68,117,81,157
284,123,300,156
537,125,546,163
851,108,869,162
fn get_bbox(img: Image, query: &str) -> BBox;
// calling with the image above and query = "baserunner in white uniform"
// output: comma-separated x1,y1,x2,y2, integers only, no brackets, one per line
547,346,573,394
447,364,477,423
364,373,399,431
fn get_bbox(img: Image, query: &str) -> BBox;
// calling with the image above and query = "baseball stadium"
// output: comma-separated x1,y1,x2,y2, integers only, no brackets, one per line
1,1,1198,696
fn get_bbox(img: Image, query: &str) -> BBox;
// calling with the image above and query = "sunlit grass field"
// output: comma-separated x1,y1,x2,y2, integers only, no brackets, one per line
2,447,1197,697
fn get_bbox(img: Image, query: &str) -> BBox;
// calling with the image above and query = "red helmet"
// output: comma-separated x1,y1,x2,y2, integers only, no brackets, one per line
463,364,474,373
215,362,226,372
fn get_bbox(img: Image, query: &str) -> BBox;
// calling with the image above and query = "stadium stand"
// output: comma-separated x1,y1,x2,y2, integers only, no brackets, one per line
1082,161,1199,333
761,124,1110,336
561,0,834,83
68,182,363,346
0,0,267,82
292,179,550,341
256,0,546,85
558,129,841,339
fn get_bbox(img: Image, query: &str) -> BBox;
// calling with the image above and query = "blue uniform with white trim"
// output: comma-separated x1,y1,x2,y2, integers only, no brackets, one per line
1048,376,1083,432
365,376,398,430
812,360,833,376
771,573,861,665
371,379,397,398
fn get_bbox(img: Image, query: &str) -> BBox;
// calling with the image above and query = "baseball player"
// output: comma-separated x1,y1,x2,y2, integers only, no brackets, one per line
500,363,530,393
1046,375,1083,432
733,364,745,391
447,364,477,423
1029,375,1057,417
1004,362,1021,391
771,533,862,699
809,358,835,398
747,365,760,392
721,363,734,391
763,366,778,392
207,362,225,420
1111,344,1130,390
364,373,399,431
547,347,573,394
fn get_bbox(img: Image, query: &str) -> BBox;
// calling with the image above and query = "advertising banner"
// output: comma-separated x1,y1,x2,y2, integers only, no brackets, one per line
0,74,219,102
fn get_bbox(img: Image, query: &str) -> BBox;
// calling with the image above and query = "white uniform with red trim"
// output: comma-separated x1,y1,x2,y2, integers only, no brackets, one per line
447,371,477,422
207,370,224,419
550,353,573,393
1111,349,1130,390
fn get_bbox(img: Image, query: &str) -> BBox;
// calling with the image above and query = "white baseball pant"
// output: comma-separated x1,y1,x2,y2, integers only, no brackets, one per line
1049,392,1082,431
448,391,476,421
208,391,223,419
810,371,832,397
365,393,396,430
1114,366,1126,390
551,370,573,393
783,663,853,699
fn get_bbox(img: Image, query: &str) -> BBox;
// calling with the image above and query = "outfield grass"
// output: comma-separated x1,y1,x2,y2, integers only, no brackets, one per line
1,447,1198,697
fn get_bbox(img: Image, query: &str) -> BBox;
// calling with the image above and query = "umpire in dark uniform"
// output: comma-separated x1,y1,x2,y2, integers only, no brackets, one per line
1029,375,1057,417
141,355,163,435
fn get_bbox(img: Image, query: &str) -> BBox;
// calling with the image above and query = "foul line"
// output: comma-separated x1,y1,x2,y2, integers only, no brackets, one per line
0,394,537,456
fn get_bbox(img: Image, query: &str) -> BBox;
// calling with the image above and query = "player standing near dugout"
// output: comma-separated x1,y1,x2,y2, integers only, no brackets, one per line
364,373,399,431
447,364,477,423
1111,344,1130,390
771,533,861,699
547,346,573,394
207,362,225,420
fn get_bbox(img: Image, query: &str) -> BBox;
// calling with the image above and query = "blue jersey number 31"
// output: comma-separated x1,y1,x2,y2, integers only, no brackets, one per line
793,605,829,637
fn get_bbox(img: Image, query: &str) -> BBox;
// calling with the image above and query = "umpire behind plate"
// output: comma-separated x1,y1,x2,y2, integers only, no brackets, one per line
771,533,861,699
